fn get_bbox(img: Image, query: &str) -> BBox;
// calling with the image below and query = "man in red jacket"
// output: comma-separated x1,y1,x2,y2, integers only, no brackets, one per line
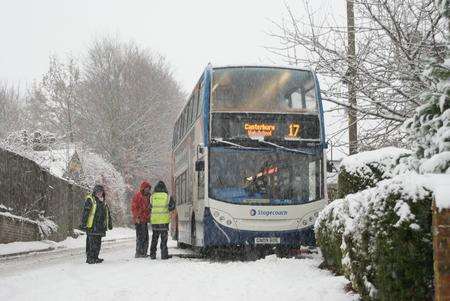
131,181,151,258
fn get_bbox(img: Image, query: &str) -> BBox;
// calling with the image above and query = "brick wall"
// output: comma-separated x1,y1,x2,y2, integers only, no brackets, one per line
0,147,88,242
0,214,40,243
433,201,450,301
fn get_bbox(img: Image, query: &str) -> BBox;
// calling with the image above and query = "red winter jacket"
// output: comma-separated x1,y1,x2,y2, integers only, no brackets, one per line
131,181,151,224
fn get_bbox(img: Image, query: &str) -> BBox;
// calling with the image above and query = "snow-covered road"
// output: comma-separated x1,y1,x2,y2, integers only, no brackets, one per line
0,239,358,301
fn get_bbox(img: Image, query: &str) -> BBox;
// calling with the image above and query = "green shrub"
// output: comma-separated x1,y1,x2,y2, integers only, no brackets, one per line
370,188,433,300
337,147,412,198
316,175,434,300
315,199,345,273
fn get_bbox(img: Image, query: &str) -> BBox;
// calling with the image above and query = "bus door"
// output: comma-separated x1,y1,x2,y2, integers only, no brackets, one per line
193,153,205,245
175,169,190,244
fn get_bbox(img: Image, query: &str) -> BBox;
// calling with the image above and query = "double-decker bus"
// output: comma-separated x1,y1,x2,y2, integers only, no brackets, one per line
171,65,327,253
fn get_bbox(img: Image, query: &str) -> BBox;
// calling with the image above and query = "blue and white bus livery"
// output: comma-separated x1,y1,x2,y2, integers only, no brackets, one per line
171,65,327,252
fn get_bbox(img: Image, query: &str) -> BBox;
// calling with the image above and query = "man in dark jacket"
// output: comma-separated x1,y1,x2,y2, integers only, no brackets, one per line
80,185,113,264
131,181,151,258
149,181,175,260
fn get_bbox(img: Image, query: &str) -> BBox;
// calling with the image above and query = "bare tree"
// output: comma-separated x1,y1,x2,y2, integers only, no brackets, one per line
22,37,184,190
268,0,447,154
0,83,24,138
78,37,184,186
26,55,81,143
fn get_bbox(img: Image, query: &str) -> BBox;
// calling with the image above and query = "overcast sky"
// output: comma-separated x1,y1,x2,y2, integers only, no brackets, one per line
1,0,347,158
0,0,345,93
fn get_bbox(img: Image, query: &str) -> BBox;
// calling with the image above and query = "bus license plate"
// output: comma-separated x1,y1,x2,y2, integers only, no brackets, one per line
255,237,280,244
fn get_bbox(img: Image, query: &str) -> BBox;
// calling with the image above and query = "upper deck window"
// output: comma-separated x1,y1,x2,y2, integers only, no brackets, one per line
211,67,317,113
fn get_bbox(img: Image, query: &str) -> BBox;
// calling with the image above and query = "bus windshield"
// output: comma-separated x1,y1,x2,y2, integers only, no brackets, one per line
209,148,322,205
211,67,317,113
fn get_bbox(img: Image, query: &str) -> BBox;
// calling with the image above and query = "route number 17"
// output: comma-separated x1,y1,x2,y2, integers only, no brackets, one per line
288,123,300,137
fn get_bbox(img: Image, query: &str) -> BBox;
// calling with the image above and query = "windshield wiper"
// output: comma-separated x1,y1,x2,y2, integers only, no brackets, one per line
257,139,317,155
211,138,261,150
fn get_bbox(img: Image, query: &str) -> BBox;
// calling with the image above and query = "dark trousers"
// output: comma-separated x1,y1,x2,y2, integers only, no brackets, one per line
150,226,169,258
135,223,149,256
86,234,102,260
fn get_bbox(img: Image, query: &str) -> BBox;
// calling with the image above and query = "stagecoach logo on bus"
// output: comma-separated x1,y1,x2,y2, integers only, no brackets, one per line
249,208,288,217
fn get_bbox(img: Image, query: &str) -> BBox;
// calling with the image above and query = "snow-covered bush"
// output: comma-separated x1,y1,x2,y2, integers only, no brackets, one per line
337,147,412,198
316,174,439,300
37,215,59,239
77,150,128,225
318,3,450,299
315,199,345,273
404,0,450,175
2,129,56,151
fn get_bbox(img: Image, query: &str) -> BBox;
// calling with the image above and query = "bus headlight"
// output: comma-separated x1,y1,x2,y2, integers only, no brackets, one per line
211,209,236,228
298,211,320,229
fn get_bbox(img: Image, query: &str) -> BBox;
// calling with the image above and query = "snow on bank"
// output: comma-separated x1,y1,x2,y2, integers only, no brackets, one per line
0,227,135,257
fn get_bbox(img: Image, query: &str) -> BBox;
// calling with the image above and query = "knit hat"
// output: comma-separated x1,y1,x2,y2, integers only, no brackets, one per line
92,185,105,198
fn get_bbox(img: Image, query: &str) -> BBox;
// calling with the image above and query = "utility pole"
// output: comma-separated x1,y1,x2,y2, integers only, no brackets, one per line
347,0,358,155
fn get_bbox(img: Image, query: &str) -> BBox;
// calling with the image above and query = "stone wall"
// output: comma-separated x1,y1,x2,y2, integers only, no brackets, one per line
0,213,40,243
0,147,88,241
433,202,450,301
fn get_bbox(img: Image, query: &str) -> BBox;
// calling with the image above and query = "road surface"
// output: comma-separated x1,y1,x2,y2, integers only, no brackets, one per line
0,238,358,301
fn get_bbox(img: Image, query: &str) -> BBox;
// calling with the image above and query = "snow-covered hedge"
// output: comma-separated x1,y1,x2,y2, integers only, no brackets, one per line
3,129,56,151
337,147,412,198
77,151,128,225
315,174,444,300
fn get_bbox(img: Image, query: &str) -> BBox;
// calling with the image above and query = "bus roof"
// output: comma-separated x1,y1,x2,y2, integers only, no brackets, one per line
210,64,313,73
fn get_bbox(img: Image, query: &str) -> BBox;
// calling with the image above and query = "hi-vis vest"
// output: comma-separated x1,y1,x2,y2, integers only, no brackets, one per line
86,194,110,229
150,192,170,224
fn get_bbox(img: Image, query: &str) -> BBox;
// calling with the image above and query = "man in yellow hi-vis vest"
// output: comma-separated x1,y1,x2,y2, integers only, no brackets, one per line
150,181,175,259
80,185,113,264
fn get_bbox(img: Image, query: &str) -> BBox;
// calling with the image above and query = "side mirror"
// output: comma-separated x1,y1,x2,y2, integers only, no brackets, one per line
326,161,334,173
197,144,204,155
195,160,205,172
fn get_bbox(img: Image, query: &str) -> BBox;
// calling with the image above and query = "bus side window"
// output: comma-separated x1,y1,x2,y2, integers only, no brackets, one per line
181,109,186,138
175,176,180,205
190,95,195,124
181,171,186,204
177,120,181,143
187,97,193,126
198,168,204,200
192,88,198,122
197,81,204,117
172,125,176,147
184,171,188,204
187,170,193,204
174,120,179,146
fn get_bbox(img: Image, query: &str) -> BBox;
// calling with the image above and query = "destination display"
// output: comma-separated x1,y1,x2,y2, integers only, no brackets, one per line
210,112,320,142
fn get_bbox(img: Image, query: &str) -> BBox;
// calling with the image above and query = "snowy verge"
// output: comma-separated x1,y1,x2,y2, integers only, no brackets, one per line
0,227,135,257
315,173,442,300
